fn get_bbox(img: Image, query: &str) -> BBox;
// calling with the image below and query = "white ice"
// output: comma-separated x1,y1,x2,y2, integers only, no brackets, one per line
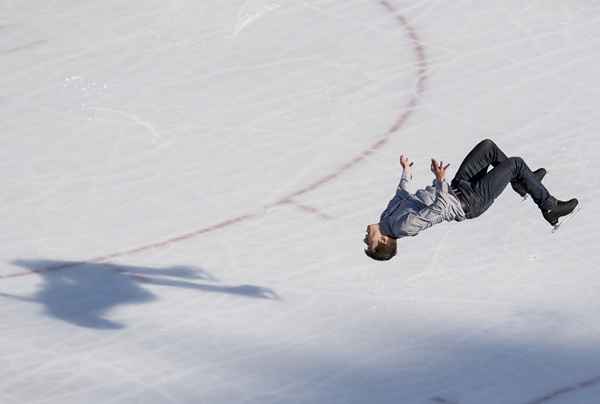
1,1,600,403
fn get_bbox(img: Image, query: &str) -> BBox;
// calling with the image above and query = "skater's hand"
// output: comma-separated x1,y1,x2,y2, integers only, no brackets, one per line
400,154,414,173
431,158,450,182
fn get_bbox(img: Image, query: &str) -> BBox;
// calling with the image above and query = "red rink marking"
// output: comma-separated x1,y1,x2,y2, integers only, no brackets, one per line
276,198,334,220
3,0,427,278
0,213,258,279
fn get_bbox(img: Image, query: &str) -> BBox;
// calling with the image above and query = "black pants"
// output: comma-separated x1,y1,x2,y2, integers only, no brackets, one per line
451,139,554,219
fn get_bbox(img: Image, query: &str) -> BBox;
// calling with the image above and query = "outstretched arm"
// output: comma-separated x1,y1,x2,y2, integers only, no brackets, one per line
393,159,452,236
398,154,414,192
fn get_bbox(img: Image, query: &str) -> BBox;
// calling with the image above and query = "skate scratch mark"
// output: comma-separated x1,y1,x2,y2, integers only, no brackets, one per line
407,225,451,284
0,40,46,55
2,0,428,279
232,1,281,37
87,107,162,144
524,375,600,404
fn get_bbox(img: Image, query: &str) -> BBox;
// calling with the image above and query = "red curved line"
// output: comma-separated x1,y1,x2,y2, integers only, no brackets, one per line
2,0,427,279
277,1,426,202
1,213,258,279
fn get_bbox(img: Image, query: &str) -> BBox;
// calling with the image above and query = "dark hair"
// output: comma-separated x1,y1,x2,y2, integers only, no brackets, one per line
364,238,397,261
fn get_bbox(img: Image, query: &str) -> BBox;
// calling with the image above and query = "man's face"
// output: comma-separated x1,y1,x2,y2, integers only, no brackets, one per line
364,224,382,253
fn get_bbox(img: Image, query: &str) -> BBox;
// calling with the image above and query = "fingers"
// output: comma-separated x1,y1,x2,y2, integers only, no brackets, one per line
431,159,451,171
401,154,414,169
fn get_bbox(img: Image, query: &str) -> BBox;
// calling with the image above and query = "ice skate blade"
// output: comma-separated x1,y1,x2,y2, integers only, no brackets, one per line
551,205,582,233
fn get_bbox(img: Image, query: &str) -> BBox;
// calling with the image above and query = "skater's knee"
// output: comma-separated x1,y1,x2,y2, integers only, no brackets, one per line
508,156,524,165
480,138,496,148
507,156,526,173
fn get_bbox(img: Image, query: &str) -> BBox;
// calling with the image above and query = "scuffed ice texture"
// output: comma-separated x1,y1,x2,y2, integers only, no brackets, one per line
1,1,599,403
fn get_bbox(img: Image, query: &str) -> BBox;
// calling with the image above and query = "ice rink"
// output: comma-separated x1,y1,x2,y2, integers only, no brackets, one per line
2,1,600,403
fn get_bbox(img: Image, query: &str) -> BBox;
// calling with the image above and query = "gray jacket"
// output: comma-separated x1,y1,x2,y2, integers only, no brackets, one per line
379,170,467,239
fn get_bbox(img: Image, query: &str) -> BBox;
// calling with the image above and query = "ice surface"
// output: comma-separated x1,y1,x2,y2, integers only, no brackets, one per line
1,1,600,403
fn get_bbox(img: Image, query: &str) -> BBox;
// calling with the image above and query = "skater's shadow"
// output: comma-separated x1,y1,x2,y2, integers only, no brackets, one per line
2,259,279,330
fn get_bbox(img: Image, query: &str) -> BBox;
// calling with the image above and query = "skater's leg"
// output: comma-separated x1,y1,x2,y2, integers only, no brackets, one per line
474,156,555,212
452,139,509,185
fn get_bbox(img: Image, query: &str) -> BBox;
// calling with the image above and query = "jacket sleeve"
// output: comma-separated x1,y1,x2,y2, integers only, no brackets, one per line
395,179,450,236
398,169,412,193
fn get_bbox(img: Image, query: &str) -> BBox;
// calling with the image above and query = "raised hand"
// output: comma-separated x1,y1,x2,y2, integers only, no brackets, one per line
400,154,414,169
430,158,450,182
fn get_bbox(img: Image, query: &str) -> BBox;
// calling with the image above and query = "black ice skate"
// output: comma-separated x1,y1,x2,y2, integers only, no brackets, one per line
542,198,579,227
512,168,547,198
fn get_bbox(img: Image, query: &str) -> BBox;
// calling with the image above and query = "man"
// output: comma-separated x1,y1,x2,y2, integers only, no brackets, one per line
364,138,579,261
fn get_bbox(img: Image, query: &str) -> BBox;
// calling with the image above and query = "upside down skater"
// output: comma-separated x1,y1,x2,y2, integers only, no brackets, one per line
364,139,579,261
